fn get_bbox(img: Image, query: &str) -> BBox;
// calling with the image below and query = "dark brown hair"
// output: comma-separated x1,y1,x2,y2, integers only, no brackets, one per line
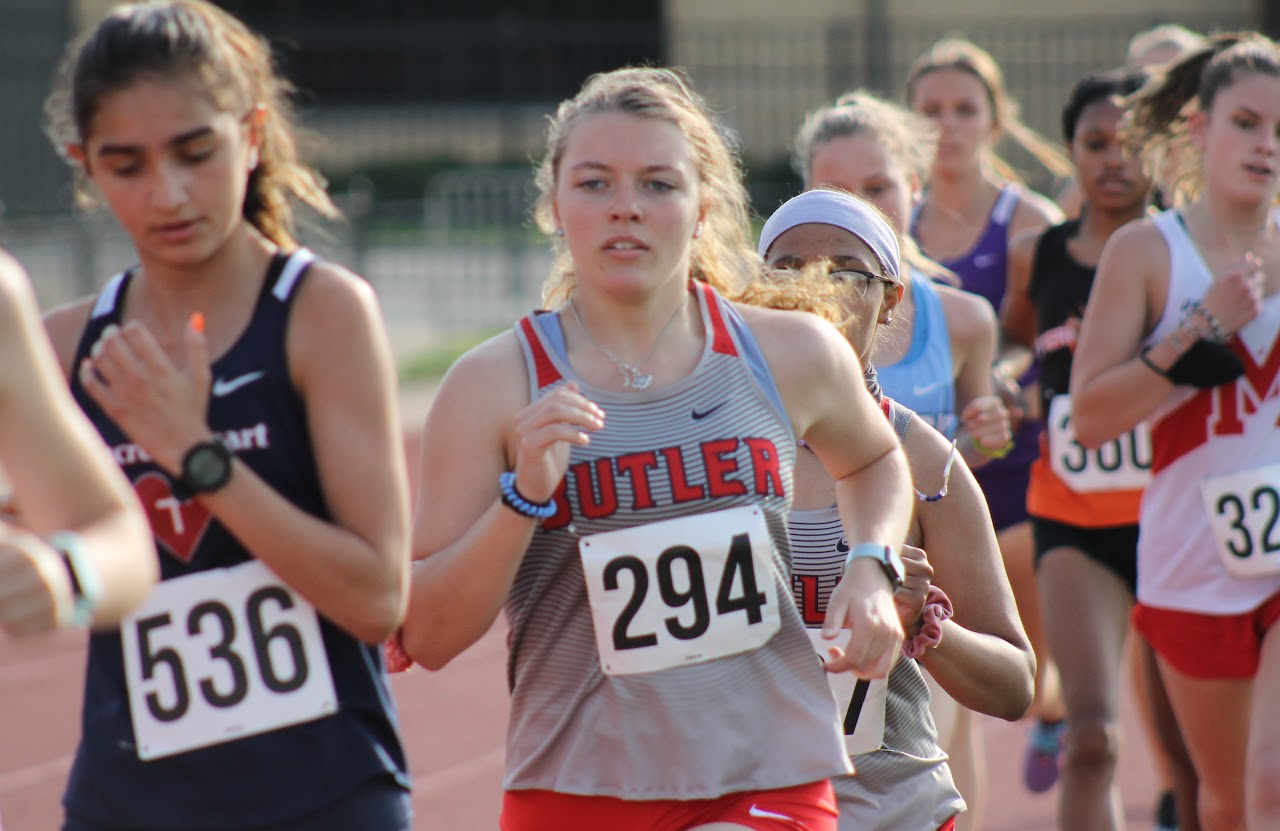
45,0,337,247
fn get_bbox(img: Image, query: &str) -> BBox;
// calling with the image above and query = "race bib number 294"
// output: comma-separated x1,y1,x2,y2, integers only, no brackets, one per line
580,506,781,676
121,560,337,760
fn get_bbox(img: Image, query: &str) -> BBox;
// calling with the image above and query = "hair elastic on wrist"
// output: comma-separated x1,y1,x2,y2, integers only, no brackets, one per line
903,585,953,659
970,434,1014,460
499,471,558,520
915,440,957,502
1138,347,1171,379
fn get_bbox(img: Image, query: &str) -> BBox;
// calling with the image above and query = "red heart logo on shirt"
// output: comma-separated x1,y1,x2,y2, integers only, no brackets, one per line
134,472,212,563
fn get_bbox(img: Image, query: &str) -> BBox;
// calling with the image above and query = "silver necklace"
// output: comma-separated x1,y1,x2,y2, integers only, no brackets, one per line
568,294,687,389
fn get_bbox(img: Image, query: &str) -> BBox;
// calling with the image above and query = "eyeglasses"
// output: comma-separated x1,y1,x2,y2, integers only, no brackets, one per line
829,268,899,299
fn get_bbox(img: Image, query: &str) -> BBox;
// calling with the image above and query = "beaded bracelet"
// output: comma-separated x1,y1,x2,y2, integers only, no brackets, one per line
499,471,558,520
902,585,953,659
970,434,1014,460
1185,301,1230,343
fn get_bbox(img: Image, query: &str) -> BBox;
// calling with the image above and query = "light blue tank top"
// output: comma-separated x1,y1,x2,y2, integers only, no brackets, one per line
876,269,956,438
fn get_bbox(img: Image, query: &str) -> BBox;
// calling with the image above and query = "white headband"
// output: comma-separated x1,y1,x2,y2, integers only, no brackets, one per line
757,189,901,281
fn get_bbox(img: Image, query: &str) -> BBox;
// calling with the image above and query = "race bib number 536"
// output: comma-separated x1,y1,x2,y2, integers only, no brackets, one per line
121,560,337,760
580,506,781,676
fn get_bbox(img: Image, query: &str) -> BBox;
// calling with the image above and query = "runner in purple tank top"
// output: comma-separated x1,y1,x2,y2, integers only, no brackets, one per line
905,37,1072,815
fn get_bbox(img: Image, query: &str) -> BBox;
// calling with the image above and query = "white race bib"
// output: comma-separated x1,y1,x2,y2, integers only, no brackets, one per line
1201,465,1280,578
580,505,781,676
1048,395,1151,492
804,629,888,755
121,560,337,760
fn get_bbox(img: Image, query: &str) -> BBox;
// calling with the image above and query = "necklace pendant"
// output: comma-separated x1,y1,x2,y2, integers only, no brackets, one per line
623,368,653,389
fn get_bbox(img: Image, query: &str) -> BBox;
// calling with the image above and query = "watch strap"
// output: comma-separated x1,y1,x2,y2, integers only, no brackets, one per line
47,531,102,628
843,542,903,589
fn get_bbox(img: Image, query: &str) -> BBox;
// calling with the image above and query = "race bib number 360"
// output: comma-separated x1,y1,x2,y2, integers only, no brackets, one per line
121,560,337,760
580,506,781,676
1048,395,1151,493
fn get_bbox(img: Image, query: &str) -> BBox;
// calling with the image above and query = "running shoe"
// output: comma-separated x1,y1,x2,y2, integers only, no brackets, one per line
1155,789,1178,831
1023,718,1066,794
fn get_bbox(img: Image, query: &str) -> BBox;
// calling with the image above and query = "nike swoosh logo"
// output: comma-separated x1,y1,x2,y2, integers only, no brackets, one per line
748,804,794,820
836,536,849,553
691,402,726,420
913,380,945,397
973,252,1000,268
211,370,266,397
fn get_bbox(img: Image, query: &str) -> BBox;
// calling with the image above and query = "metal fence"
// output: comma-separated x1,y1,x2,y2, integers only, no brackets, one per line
2,12,1254,335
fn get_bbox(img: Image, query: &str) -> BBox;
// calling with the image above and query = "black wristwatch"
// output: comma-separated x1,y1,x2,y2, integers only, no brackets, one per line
177,437,234,496
843,543,906,590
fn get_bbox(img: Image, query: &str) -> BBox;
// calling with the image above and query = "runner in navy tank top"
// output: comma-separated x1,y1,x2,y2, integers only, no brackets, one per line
43,3,411,827
399,68,915,831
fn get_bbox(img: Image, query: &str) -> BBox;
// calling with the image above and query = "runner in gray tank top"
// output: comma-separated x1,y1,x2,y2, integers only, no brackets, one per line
754,189,1034,831
398,68,916,831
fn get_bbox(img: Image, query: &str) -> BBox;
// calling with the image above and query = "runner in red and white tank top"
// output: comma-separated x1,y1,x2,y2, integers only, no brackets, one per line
1070,35,1280,831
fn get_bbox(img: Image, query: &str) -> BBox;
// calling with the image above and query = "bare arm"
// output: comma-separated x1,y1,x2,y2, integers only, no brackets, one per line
939,283,1010,466
906,418,1034,720
3,252,155,633
744,304,913,678
1069,222,1173,448
402,335,604,669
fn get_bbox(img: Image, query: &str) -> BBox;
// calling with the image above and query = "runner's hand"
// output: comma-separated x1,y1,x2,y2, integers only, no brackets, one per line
0,520,74,635
79,316,212,475
1202,253,1264,335
960,394,1011,452
893,544,933,637
820,557,903,678
510,382,605,503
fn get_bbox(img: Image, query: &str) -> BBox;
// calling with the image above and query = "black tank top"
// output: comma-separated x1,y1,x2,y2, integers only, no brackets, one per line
63,250,408,828
1027,220,1094,416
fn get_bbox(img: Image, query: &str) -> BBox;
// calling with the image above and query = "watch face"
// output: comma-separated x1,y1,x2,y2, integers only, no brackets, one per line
183,442,232,492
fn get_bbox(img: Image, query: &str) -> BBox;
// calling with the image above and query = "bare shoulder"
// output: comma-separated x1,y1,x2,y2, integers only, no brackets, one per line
42,295,97,379
428,327,532,423
934,281,996,342
1100,216,1169,276
1011,189,1064,235
0,250,32,320
731,301,845,368
290,259,380,322
1008,224,1045,266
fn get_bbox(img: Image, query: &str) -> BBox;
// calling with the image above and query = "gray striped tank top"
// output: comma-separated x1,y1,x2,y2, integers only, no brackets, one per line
789,399,965,830
504,283,851,799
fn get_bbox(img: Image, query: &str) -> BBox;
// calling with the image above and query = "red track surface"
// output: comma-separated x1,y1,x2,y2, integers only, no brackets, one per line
0,430,1166,830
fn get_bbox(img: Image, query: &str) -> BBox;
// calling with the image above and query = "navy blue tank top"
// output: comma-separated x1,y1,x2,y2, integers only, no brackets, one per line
63,250,409,829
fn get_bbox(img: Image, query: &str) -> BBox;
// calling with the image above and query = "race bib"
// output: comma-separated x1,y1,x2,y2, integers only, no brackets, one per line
805,629,888,755
121,560,337,760
1201,465,1280,578
580,505,781,676
1048,395,1151,493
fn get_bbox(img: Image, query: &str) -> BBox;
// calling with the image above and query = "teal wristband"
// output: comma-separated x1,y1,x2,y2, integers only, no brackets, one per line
47,531,102,628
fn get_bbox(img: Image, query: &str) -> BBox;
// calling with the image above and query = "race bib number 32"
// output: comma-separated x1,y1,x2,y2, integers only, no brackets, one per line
121,560,337,760
580,506,781,676
1202,465,1280,578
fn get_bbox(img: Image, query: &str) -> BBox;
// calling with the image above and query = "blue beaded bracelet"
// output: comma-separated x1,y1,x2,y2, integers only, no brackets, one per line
499,472,558,520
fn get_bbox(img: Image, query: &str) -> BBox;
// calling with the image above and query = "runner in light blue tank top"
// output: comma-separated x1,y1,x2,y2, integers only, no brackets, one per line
876,269,956,438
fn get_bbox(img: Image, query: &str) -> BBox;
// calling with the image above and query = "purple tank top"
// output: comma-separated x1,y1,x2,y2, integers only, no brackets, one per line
913,185,1021,311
